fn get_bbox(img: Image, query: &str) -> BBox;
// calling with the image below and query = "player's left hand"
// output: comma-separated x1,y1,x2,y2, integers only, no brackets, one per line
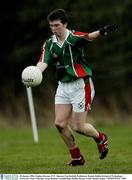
100,24,118,35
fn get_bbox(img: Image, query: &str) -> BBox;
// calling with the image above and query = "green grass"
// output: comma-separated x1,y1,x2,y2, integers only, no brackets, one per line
0,124,132,174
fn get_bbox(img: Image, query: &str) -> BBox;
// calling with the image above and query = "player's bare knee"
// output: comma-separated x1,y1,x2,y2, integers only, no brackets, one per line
73,126,85,135
55,120,65,133
55,124,64,133
55,117,66,129
72,124,80,132
72,124,84,134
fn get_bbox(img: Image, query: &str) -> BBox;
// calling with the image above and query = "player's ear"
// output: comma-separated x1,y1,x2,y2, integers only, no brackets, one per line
64,22,68,28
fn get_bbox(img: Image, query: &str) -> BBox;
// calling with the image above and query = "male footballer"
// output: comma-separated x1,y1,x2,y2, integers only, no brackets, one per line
35,9,116,166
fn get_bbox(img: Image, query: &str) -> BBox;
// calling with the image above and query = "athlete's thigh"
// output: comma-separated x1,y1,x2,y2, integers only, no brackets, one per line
71,111,87,129
55,104,72,127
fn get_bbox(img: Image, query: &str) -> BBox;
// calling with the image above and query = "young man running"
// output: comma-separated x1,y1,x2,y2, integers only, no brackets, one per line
35,9,116,166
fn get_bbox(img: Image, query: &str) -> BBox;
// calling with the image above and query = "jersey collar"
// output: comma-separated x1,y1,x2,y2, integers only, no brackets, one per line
52,29,70,47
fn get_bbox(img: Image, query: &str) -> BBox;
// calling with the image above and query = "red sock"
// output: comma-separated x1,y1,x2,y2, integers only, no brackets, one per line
94,132,104,143
70,147,81,159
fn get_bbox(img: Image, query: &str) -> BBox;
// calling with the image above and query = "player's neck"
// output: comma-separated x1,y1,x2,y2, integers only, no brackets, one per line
57,29,67,45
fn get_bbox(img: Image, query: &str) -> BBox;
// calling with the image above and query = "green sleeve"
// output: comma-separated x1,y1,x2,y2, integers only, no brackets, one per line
41,40,52,64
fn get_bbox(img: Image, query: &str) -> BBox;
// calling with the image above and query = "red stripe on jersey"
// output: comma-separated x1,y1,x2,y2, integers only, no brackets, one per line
74,63,87,77
39,44,45,62
84,83,91,111
72,31,89,40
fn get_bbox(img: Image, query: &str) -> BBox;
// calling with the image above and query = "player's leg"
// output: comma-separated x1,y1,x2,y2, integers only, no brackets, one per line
71,111,108,159
55,104,74,149
55,104,85,166
71,111,99,137
71,77,108,159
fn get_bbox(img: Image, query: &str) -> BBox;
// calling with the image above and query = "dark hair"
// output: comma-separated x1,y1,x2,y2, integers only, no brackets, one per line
47,9,68,24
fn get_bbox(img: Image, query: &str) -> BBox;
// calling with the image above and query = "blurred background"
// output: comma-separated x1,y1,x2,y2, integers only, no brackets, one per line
0,0,132,128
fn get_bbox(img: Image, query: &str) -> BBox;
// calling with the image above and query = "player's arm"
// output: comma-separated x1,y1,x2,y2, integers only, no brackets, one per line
87,24,117,41
87,30,100,41
36,41,52,72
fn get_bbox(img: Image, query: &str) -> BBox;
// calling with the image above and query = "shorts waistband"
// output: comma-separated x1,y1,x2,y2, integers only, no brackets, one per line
59,76,91,84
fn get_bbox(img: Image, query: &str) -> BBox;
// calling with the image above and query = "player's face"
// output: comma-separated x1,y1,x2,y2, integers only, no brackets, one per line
49,20,67,37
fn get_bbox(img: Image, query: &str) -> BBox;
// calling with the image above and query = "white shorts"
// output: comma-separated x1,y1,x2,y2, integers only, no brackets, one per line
55,78,95,112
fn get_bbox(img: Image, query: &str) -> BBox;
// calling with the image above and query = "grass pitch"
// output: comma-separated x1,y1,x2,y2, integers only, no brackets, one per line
0,124,132,174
